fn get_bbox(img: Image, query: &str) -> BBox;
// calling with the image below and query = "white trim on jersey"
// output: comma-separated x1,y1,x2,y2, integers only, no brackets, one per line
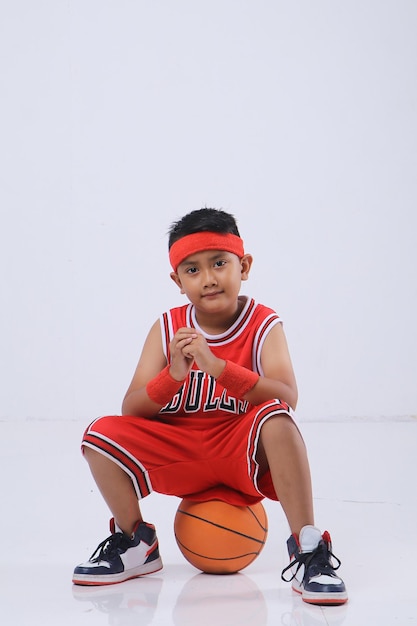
190,296,254,345
252,314,283,375
160,311,174,361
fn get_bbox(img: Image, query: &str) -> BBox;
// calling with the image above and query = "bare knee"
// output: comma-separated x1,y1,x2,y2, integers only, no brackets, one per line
257,415,305,469
83,446,113,472
83,445,99,463
260,414,302,444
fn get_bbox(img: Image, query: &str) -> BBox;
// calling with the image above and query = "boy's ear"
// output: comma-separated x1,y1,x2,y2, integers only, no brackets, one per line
240,254,253,281
170,271,185,294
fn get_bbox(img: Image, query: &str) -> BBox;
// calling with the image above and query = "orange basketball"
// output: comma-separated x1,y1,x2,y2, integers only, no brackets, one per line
174,499,268,574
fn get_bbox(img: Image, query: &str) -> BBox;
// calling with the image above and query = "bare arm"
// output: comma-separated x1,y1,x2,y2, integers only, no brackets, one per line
122,320,168,417
244,322,298,409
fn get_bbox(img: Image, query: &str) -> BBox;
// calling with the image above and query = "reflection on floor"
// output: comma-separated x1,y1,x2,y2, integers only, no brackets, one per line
2,418,416,625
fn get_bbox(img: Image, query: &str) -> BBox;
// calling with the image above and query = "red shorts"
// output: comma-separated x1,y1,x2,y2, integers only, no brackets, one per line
82,399,294,506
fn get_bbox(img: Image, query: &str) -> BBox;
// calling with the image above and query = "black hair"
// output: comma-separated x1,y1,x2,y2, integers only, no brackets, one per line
168,208,240,249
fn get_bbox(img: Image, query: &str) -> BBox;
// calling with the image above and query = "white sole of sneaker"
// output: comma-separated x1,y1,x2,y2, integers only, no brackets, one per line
72,557,163,586
292,580,348,605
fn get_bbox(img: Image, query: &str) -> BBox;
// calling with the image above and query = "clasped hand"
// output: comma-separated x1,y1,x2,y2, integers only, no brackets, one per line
169,327,224,380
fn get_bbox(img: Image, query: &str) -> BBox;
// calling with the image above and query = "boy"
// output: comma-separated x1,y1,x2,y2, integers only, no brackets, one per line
73,208,347,605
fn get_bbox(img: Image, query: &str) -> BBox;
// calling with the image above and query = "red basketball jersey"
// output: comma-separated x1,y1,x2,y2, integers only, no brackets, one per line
158,296,282,419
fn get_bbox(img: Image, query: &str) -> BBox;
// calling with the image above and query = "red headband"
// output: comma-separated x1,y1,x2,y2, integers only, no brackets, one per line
169,232,245,271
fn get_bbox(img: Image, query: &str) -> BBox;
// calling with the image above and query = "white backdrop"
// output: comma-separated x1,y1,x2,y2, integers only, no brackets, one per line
1,0,416,422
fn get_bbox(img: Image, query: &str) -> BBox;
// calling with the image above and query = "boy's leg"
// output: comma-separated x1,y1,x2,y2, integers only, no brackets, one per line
258,414,347,605
257,415,314,535
74,411,218,587
84,447,142,535
73,447,162,586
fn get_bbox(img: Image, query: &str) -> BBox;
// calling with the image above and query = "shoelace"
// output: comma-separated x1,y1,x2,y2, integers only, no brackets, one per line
281,541,342,582
89,532,127,563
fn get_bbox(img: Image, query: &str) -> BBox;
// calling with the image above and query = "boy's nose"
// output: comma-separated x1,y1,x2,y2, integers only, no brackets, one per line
202,268,217,286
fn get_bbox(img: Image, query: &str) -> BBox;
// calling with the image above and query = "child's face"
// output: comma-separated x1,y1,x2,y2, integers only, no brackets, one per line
170,249,252,314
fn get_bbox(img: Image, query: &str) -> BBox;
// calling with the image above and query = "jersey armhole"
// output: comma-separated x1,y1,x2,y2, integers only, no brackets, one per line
252,315,282,375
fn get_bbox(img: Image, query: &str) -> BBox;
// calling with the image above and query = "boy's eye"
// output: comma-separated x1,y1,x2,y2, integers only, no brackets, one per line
185,260,225,274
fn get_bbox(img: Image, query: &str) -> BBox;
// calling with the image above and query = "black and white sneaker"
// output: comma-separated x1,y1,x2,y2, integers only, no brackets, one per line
281,525,348,605
73,519,163,586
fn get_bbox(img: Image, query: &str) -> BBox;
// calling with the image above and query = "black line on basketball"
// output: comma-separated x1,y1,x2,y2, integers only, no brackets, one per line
245,505,268,533
176,509,266,545
175,537,259,561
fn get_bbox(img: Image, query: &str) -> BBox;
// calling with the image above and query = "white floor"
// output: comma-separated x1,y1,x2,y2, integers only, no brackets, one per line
2,418,416,625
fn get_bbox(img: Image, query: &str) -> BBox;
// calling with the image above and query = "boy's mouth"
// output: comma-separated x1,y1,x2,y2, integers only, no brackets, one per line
202,290,222,298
